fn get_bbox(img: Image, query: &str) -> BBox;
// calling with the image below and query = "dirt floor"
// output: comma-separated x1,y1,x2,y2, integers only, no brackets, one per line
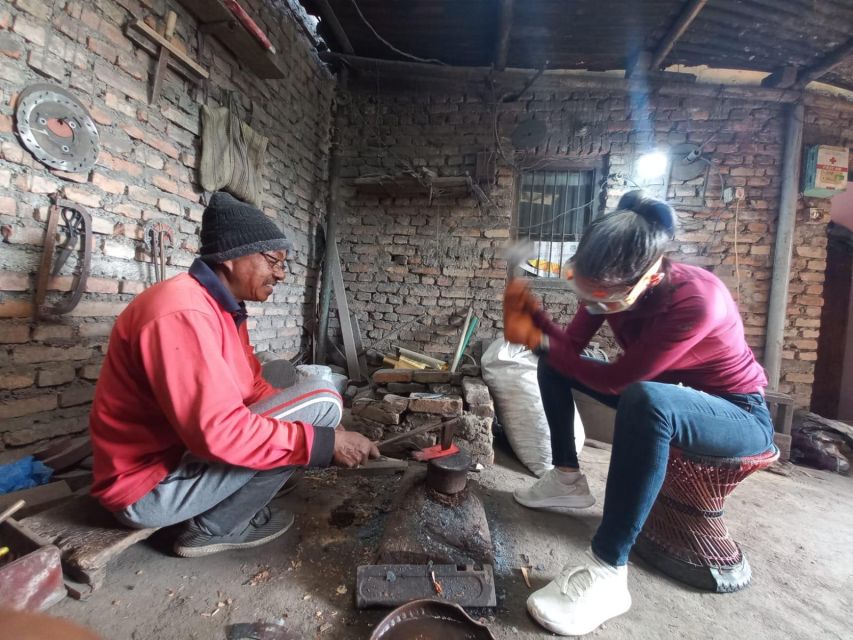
46,438,853,640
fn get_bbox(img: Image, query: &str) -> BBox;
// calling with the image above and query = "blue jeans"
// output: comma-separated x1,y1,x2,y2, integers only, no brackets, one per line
538,359,775,567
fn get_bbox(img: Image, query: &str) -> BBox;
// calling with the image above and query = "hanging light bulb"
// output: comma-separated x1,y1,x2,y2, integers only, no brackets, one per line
636,150,669,179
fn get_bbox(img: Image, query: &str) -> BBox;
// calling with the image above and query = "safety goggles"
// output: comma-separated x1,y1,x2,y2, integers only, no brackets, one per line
563,257,663,315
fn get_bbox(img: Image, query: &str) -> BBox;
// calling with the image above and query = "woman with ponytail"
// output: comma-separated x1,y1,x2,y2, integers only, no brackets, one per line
504,191,773,636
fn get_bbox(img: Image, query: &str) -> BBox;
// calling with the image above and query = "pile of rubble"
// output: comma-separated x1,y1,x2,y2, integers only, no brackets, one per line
343,365,495,465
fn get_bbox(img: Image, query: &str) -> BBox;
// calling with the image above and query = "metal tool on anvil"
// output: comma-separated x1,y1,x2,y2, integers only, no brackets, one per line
376,417,461,461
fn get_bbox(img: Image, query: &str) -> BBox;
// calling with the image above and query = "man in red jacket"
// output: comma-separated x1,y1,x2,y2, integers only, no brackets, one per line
90,192,378,557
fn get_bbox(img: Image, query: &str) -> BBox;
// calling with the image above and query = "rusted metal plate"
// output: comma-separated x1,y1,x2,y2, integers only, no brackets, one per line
370,599,496,639
356,564,496,608
0,544,66,611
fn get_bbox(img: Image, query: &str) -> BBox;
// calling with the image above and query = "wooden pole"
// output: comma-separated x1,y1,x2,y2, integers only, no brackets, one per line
314,0,355,53
763,102,804,390
317,70,348,364
650,0,709,70
796,38,853,87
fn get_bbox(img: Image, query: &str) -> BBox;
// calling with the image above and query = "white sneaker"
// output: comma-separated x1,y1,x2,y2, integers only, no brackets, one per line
513,469,595,510
527,549,631,636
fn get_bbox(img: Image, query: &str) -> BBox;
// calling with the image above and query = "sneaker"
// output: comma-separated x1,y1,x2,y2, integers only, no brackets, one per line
527,549,631,636
513,469,595,510
173,507,295,558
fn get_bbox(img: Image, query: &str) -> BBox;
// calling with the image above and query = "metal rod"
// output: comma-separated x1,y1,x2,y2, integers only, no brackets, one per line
764,102,804,390
0,499,26,525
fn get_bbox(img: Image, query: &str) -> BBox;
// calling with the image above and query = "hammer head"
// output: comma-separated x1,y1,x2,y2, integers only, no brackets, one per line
440,417,462,450
504,239,535,273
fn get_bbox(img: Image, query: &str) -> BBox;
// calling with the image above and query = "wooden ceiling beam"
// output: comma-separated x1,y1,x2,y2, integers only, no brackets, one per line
493,0,514,70
649,0,709,69
315,0,354,54
795,37,853,87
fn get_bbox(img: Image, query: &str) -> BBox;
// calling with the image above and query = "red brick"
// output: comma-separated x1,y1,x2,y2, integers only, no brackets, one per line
32,324,74,341
0,114,12,133
408,394,463,416
120,280,146,294
0,196,16,214
122,124,146,140
91,173,126,194
50,169,89,183
12,15,45,46
128,186,158,205
86,277,120,294
373,368,413,383
0,372,35,389
65,300,128,317
0,299,32,317
99,151,143,177
148,137,180,159
62,187,102,208
0,323,30,343
0,271,29,291
152,175,179,194
86,36,117,63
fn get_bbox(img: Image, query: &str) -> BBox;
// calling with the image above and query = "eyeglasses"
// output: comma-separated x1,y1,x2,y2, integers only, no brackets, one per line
564,257,662,315
261,252,288,274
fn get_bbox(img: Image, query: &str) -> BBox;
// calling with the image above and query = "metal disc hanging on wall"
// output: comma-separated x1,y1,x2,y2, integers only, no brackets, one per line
669,143,708,182
15,83,100,173
510,118,547,149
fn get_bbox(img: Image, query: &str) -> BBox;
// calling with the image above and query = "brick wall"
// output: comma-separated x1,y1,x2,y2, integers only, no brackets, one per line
335,81,853,406
783,96,853,401
0,0,334,446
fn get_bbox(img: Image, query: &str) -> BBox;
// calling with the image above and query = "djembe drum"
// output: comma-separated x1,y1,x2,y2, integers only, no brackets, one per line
634,446,779,593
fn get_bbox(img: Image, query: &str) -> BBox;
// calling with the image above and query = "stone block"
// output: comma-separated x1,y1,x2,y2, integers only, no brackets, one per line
462,376,491,405
59,384,95,408
408,393,463,416
36,365,76,387
373,368,412,383
382,394,409,414
470,401,495,419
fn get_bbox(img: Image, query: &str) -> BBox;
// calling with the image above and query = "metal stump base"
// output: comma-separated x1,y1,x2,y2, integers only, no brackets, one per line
633,536,753,593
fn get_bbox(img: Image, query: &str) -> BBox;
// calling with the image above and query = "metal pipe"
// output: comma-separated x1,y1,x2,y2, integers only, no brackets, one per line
316,70,348,363
764,102,804,390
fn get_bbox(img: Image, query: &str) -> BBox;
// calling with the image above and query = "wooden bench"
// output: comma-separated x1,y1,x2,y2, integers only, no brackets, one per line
20,495,159,595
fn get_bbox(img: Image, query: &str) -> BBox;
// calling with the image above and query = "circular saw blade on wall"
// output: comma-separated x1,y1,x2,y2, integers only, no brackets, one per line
510,118,547,149
669,143,708,182
15,83,100,173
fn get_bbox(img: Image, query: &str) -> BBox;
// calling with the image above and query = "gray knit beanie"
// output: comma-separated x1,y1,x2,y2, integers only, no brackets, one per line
199,192,293,263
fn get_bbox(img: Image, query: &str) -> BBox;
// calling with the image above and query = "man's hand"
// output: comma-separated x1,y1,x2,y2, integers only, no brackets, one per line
332,430,380,468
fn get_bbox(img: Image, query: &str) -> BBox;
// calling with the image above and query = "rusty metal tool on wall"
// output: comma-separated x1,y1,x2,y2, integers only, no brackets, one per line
144,221,174,283
33,200,92,320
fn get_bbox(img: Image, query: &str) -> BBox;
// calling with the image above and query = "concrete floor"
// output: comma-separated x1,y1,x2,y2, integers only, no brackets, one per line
48,441,853,640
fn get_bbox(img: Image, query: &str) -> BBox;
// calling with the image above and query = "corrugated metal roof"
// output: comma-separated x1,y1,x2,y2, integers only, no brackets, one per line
301,0,853,89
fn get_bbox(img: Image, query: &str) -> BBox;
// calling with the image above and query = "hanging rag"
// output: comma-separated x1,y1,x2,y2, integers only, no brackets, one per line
199,93,268,206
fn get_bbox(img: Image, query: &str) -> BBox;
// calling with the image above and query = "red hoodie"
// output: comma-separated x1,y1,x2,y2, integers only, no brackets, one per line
534,261,768,396
90,264,333,511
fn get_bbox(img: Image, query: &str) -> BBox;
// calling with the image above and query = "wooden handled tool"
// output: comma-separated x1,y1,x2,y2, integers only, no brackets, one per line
376,417,461,450
150,10,177,104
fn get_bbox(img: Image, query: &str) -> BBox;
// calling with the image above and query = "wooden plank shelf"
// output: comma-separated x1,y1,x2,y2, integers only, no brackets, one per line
175,0,285,79
350,175,471,196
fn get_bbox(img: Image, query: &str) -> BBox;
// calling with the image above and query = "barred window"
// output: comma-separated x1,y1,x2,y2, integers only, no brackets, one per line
516,167,602,279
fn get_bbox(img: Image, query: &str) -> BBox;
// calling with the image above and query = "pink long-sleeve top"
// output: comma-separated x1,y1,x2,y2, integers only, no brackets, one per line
533,261,768,396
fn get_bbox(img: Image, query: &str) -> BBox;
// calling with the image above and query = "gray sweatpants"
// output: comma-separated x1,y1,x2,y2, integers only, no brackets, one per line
115,377,342,536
